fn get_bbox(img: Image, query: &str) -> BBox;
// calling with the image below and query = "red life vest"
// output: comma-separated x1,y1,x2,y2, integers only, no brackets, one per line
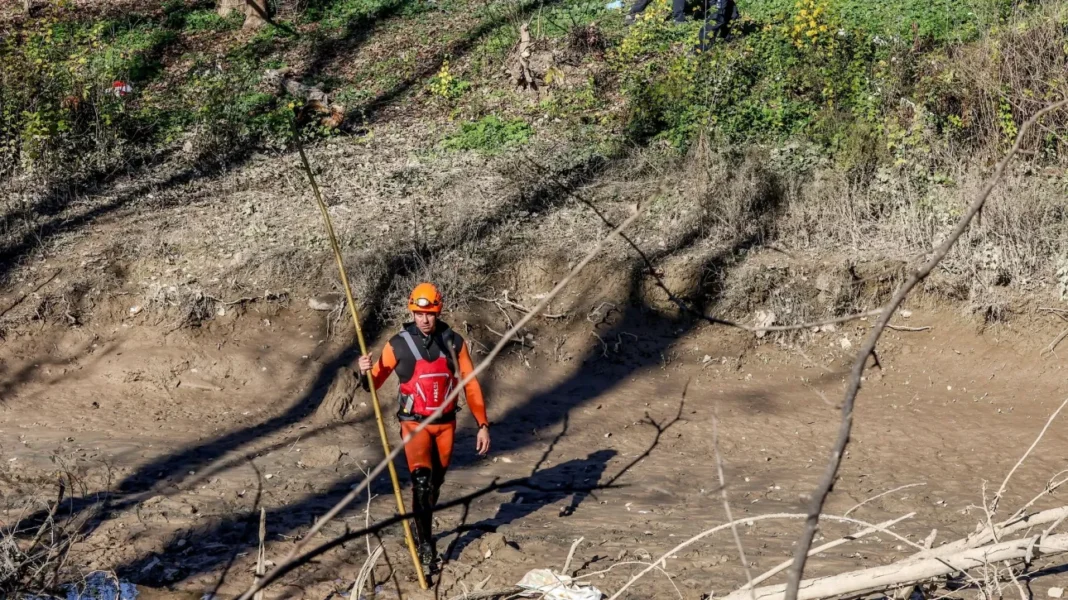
396,331,459,418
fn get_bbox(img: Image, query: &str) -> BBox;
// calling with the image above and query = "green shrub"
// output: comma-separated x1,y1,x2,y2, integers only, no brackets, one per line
443,115,534,152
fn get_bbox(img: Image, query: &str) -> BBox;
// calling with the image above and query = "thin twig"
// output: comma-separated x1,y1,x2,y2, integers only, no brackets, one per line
0,268,61,320
991,397,1068,513
254,507,266,600
563,537,584,576
844,483,926,517
782,99,1068,600
1042,327,1068,355
1009,470,1068,522
895,529,938,600
1004,560,1029,600
235,208,644,600
886,325,932,332
712,402,755,600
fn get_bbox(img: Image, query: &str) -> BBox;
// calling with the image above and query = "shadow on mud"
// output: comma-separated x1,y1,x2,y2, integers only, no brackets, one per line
1,125,815,593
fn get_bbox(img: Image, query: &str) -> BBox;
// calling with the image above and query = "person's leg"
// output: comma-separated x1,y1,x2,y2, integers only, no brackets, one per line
628,0,653,17
671,0,687,23
401,422,436,565
418,423,456,565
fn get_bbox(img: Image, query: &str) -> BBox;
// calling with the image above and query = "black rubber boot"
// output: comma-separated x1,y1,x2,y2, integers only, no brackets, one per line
411,468,437,567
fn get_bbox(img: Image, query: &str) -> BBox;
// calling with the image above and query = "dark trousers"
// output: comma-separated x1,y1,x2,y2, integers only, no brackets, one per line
629,0,687,23
698,0,737,49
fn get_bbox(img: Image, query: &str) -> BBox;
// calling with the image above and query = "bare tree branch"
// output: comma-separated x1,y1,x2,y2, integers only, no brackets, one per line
781,99,1068,600
991,397,1068,513
712,402,755,600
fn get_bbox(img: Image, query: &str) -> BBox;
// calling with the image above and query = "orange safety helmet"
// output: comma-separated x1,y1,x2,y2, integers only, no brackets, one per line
408,282,443,314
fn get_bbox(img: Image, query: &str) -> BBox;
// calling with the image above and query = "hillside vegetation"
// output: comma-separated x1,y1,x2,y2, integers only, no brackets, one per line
1,0,1067,325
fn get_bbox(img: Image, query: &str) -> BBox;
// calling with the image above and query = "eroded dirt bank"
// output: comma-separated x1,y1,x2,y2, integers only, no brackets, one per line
3,288,1068,599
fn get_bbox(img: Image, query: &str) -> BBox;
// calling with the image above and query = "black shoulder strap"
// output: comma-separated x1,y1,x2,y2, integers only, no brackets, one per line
398,330,425,361
434,328,461,375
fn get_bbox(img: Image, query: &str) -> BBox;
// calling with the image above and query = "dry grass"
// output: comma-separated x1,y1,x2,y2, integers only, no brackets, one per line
0,470,100,597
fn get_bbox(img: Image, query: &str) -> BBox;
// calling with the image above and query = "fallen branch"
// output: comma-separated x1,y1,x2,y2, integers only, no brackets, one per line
446,586,523,600
739,514,915,592
0,269,61,320
783,99,1068,600
886,325,932,332
1043,327,1068,355
723,531,1068,600
894,530,937,600
475,292,568,319
917,506,1068,559
607,513,927,600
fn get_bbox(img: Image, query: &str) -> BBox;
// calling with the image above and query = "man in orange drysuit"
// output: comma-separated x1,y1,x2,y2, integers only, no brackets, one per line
357,282,491,570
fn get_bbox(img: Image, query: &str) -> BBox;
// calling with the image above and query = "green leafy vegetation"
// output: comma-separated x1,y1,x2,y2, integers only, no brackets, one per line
610,0,1068,175
442,115,533,152
0,0,1063,186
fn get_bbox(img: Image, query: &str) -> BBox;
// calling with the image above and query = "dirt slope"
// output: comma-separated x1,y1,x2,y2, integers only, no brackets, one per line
3,289,1068,599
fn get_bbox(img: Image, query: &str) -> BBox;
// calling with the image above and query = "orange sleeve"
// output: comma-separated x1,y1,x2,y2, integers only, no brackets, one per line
369,342,397,390
457,341,488,426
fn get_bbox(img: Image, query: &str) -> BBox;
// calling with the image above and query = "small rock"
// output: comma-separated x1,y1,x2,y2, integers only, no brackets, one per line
839,337,852,350
900,309,913,319
1048,588,1064,599
129,305,143,315
301,445,344,468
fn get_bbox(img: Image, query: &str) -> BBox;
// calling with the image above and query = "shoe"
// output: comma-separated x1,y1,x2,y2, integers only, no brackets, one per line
418,540,437,566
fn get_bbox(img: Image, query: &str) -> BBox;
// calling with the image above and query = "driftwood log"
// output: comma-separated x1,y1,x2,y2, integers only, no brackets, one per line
723,507,1068,600
263,68,345,129
722,531,1068,600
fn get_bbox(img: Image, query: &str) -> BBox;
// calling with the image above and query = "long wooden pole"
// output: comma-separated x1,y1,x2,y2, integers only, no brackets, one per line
294,130,428,590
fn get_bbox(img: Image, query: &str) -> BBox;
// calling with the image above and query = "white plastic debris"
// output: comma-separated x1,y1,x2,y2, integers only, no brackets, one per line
1048,587,1064,599
23,571,139,600
753,310,776,339
516,569,603,600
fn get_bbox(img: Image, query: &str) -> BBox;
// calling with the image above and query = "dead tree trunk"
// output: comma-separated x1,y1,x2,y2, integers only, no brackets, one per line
216,0,243,17
243,0,268,30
